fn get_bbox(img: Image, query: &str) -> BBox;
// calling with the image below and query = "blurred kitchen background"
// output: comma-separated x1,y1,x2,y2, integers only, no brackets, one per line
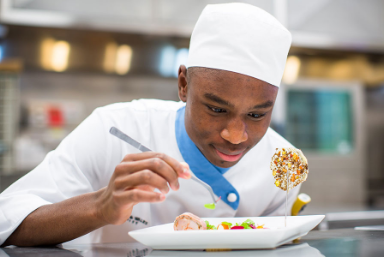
0,0,383,221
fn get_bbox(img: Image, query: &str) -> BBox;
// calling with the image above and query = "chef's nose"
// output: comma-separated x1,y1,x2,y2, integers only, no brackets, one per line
220,118,248,144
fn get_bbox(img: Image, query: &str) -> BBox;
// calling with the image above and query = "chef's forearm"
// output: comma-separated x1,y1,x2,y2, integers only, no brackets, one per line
2,189,107,247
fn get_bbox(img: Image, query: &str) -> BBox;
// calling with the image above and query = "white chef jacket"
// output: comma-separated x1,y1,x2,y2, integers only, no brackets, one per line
0,99,300,245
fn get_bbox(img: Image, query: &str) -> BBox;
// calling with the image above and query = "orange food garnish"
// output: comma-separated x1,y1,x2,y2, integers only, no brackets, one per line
282,168,287,173
256,224,265,229
291,174,296,182
218,223,230,230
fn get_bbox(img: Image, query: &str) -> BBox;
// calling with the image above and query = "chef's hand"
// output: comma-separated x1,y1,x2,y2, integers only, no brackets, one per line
3,153,190,247
96,152,191,225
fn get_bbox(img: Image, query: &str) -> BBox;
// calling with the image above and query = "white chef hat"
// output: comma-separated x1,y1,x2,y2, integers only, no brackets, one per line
187,3,292,87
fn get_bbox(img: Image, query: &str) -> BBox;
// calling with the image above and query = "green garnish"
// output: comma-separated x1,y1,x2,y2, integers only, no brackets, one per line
221,221,232,227
204,203,216,209
235,219,255,229
205,220,217,230
244,219,255,225
241,219,256,229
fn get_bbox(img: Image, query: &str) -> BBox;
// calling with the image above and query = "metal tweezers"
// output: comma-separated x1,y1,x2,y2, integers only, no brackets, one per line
109,126,218,204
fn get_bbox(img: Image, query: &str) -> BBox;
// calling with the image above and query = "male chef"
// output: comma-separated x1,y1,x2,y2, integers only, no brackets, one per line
0,2,298,246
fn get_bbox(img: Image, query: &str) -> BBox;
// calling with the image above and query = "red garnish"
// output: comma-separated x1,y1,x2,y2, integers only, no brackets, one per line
231,226,245,229
249,224,256,229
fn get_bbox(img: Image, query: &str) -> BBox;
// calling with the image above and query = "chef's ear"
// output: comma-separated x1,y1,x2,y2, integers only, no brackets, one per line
178,65,188,102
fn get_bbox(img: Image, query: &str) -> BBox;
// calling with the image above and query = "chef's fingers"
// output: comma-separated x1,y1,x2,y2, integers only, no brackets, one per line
114,170,170,194
122,152,190,179
135,184,156,192
180,162,190,173
116,189,165,204
116,158,179,191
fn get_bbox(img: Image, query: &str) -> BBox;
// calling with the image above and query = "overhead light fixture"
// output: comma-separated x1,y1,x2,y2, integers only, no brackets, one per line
159,45,176,77
115,44,132,75
40,38,55,70
0,44,3,62
103,42,118,73
51,41,70,72
283,56,301,84
40,38,70,72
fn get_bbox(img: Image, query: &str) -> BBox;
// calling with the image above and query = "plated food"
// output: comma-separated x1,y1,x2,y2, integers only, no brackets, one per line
174,212,207,230
270,148,309,191
129,215,325,250
172,148,309,233
174,212,267,231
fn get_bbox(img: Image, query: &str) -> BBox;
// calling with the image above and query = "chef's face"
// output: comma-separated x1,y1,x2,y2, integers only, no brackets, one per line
178,65,278,168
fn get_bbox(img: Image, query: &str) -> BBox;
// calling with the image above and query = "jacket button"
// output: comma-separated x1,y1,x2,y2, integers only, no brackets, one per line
227,193,237,202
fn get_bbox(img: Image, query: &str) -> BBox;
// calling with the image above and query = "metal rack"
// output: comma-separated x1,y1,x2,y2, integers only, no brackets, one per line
0,73,19,190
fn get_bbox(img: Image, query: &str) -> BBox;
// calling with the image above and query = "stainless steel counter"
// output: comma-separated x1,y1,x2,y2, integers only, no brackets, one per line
1,229,383,257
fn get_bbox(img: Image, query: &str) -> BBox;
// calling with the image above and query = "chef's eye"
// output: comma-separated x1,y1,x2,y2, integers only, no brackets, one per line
248,112,265,119
209,106,226,113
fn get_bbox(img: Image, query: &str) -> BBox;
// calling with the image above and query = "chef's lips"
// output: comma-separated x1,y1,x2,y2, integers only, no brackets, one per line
215,148,245,162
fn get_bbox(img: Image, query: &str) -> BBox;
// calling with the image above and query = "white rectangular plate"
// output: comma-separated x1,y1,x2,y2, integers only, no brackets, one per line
129,215,324,250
